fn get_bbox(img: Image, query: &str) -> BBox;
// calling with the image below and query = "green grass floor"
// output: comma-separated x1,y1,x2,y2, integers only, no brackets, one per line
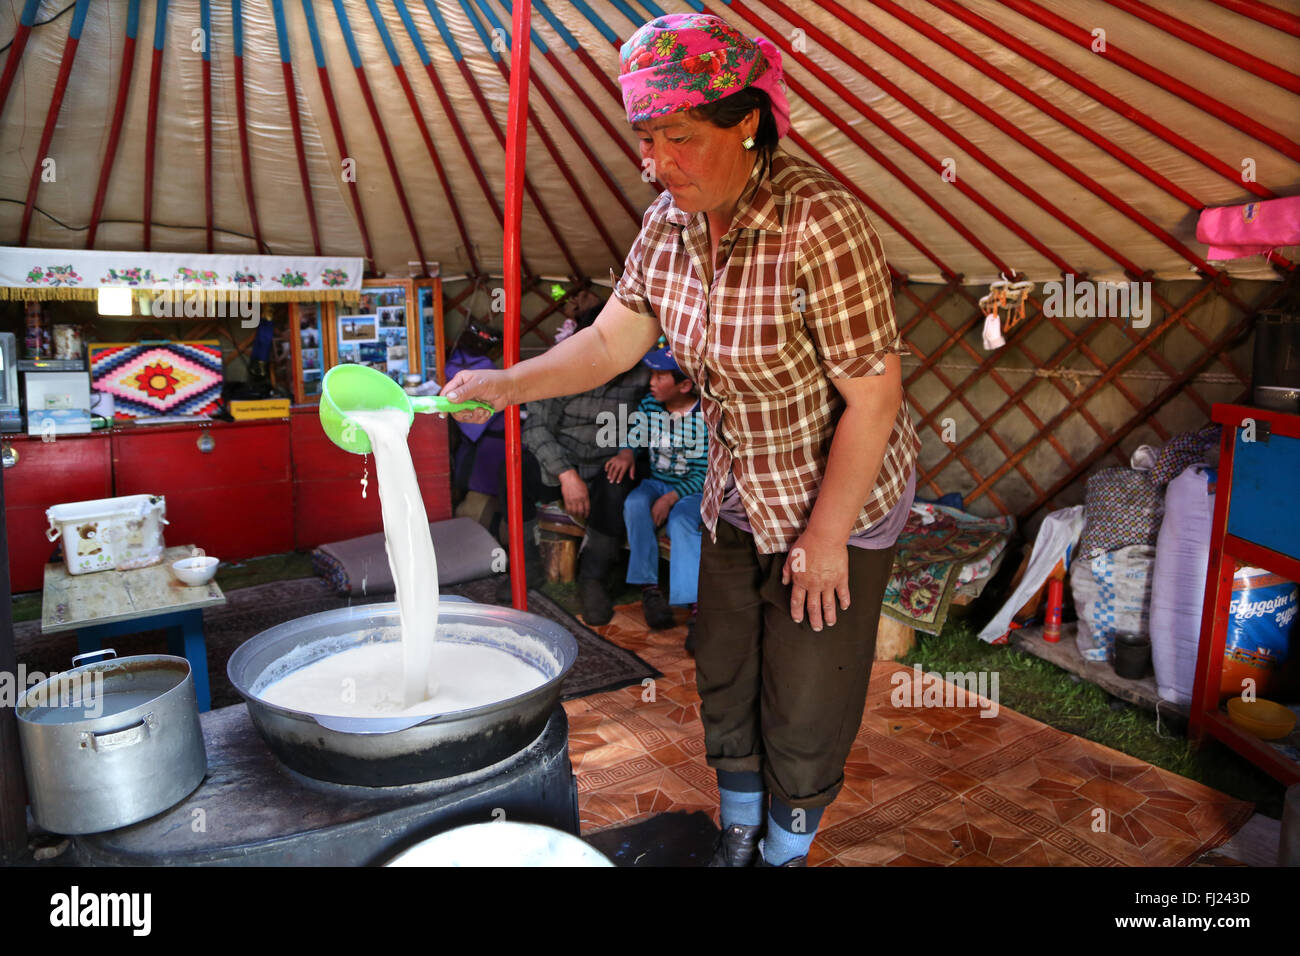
10,551,1284,817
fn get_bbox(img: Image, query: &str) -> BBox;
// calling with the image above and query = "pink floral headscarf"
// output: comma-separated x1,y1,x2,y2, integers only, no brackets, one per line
619,13,791,139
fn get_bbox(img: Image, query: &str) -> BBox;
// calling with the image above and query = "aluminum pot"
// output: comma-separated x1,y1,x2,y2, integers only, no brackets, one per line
16,650,207,835
227,599,578,787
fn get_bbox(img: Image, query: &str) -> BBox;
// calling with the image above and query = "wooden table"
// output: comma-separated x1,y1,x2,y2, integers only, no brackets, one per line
41,545,227,711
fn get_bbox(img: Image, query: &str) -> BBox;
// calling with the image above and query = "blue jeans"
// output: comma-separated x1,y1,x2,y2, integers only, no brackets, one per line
624,477,702,606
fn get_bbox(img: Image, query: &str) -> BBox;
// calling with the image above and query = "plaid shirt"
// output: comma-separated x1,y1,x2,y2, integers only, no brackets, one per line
612,148,919,554
523,364,651,487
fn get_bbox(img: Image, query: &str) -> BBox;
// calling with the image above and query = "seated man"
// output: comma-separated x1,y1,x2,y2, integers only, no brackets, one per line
496,301,649,624
608,342,707,646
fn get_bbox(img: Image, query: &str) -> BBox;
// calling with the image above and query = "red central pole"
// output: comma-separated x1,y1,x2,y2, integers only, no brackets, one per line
504,0,533,611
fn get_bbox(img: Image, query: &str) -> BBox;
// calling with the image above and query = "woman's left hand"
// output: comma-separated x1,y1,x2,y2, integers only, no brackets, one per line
782,530,850,632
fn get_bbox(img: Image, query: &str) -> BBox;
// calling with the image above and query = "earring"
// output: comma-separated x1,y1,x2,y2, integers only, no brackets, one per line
742,136,755,150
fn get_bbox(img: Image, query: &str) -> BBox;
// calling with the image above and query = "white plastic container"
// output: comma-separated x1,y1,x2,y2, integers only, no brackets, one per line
45,495,168,575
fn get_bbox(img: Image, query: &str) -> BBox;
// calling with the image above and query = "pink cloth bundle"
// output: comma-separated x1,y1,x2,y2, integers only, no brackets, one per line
1196,196,1300,260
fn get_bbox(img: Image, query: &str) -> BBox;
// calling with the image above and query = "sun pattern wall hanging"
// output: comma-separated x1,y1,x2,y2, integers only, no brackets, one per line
87,341,224,419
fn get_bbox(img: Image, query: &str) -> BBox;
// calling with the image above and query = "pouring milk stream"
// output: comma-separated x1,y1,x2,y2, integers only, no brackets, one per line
344,408,439,706
256,369,538,718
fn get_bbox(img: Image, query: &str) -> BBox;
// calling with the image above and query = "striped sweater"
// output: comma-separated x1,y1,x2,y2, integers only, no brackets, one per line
618,393,709,498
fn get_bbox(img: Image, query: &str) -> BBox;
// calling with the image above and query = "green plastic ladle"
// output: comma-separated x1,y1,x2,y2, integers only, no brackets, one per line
320,364,495,455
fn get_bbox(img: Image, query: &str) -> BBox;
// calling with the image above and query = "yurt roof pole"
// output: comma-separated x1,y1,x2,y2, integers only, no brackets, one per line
496,0,642,225
463,0,632,259
300,0,375,267
231,0,266,253
446,1,547,276
201,0,214,253
832,1,1289,280
805,0,1215,275
878,0,1200,210
503,0,533,612
922,0,1276,201
360,1,467,274
792,133,958,282
329,0,431,277
732,0,1161,279
996,0,1300,163
1101,0,1300,94
401,1,539,273
0,0,42,119
532,0,658,189
1207,0,1300,36
142,0,169,252
86,0,141,249
19,0,90,246
270,0,322,255
720,1,1043,276
421,0,570,276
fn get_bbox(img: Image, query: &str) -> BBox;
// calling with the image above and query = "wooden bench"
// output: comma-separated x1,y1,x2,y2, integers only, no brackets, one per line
535,503,671,584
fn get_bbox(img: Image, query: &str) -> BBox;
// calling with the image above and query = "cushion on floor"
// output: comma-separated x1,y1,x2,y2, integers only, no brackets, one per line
312,517,501,595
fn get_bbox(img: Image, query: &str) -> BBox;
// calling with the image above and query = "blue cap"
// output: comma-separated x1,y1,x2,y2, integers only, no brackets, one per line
642,336,679,373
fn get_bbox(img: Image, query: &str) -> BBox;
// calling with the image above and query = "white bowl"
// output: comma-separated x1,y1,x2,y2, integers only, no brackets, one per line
385,822,614,867
171,556,219,587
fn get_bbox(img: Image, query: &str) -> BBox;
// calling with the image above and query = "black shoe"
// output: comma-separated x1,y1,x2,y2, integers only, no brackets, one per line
578,577,613,626
707,823,763,867
756,852,807,867
641,587,675,630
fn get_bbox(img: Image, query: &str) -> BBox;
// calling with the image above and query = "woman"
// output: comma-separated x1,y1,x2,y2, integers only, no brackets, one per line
445,12,919,867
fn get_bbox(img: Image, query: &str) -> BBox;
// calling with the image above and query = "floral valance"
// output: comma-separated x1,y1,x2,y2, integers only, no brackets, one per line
0,247,365,303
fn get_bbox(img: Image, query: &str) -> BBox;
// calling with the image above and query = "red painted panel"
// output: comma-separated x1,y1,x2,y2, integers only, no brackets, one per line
150,485,294,562
4,434,113,593
7,508,62,593
3,434,113,509
113,421,293,559
291,407,452,549
294,480,383,549
113,422,292,490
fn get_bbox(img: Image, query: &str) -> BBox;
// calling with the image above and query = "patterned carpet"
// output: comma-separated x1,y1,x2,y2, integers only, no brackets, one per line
567,605,1254,867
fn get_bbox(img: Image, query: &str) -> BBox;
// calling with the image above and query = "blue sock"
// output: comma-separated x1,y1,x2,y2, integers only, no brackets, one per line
717,769,765,828
760,800,824,864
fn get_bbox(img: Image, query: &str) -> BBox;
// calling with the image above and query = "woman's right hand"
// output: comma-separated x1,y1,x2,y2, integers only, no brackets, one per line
443,367,515,424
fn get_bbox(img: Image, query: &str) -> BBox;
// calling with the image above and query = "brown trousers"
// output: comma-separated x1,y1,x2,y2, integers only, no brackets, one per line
694,519,896,809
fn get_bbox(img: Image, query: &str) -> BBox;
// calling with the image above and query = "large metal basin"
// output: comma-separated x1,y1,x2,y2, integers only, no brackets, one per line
227,598,577,786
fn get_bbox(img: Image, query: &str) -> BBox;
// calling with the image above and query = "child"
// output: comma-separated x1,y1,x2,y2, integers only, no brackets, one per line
606,342,708,645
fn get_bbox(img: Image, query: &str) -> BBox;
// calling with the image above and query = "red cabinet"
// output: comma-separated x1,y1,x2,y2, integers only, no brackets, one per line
2,433,113,592
3,410,452,593
291,407,451,549
113,420,294,564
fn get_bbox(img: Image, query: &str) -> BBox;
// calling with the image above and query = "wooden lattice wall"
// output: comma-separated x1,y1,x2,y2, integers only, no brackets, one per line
444,274,1288,530
900,277,1287,527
